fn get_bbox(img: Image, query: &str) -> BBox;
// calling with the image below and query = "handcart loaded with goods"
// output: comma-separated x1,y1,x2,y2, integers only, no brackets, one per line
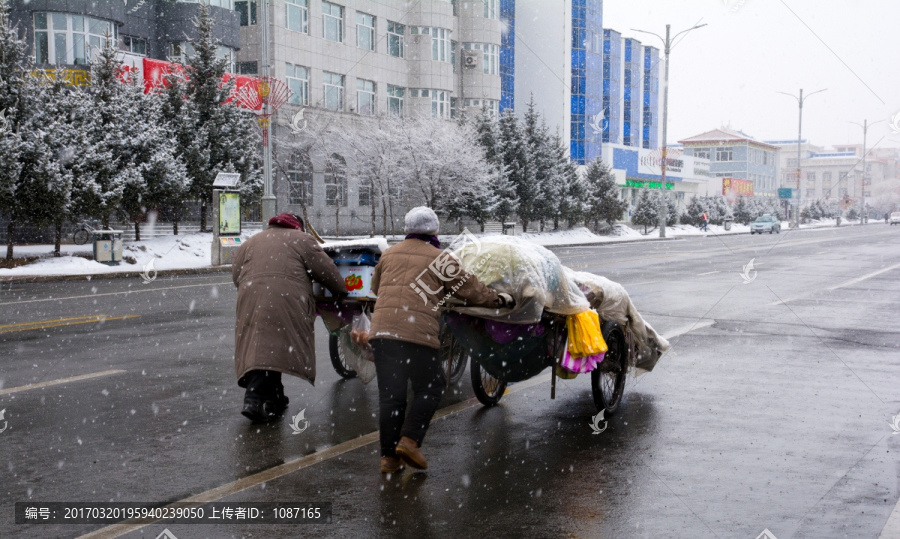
442,236,670,415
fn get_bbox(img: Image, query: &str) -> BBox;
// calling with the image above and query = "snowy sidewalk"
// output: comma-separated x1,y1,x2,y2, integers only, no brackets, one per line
0,219,870,280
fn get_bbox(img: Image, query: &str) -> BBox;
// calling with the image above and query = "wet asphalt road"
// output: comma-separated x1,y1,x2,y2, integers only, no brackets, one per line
1,224,899,538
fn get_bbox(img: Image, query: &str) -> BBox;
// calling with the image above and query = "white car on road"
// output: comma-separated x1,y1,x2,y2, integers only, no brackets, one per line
890,212,900,225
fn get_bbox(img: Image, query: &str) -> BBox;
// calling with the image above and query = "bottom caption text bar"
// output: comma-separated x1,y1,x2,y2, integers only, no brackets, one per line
15,502,332,524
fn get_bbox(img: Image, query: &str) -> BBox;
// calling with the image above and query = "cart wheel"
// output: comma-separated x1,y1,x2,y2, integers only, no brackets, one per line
73,229,90,245
329,332,357,379
439,325,467,385
591,321,627,414
470,356,507,406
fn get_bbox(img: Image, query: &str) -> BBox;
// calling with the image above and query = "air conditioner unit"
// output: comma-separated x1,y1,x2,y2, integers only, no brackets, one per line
463,50,480,68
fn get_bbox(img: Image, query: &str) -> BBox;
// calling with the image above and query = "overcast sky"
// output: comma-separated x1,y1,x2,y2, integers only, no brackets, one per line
602,0,900,150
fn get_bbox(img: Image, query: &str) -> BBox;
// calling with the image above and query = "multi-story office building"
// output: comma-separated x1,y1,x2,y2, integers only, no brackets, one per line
9,0,241,82
680,127,780,199
599,30,659,151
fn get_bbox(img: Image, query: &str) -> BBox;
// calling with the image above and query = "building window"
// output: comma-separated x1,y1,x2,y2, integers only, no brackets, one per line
387,21,404,57
238,61,257,74
322,2,343,42
483,0,498,19
451,40,457,72
716,147,733,161
323,71,344,111
286,63,308,105
463,43,498,75
358,182,371,206
694,148,710,160
285,0,308,33
807,172,816,181
120,36,147,56
432,28,450,62
288,154,313,207
34,12,117,66
432,90,449,118
387,85,404,117
356,79,375,115
356,12,374,51
450,97,457,119
235,1,257,26
177,0,233,7
325,154,348,207
170,42,235,72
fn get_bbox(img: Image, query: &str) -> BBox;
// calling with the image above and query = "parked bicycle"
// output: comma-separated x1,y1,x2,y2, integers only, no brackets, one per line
72,219,101,245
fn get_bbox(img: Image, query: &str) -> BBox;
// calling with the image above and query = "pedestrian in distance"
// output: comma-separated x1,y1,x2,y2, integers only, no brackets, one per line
700,211,709,232
886,212,890,224
367,206,514,474
232,213,347,423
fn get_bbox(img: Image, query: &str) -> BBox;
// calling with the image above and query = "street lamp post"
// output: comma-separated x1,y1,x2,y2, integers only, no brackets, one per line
260,0,276,224
848,118,885,225
777,88,825,228
631,23,706,238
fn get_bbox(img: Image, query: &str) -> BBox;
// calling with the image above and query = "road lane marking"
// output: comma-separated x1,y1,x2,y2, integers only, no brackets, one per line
0,369,127,396
827,262,900,291
881,494,900,539
697,271,720,276
0,282,232,307
76,373,557,539
0,314,139,334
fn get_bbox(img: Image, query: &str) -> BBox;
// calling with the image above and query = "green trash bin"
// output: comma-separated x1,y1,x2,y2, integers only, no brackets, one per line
724,218,733,231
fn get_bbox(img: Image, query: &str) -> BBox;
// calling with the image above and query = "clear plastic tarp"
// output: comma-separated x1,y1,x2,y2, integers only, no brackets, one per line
450,236,590,323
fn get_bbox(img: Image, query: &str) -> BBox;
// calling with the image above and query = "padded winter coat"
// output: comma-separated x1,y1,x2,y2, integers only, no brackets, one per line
370,238,502,349
232,227,346,384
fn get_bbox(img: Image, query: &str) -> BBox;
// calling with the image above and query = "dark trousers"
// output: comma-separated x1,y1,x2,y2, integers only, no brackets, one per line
371,338,445,458
238,370,284,403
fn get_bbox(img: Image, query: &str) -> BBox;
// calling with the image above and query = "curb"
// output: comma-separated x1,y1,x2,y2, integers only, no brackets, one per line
0,265,232,284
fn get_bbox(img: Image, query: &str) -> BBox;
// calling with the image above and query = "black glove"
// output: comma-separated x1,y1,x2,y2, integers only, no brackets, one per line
497,293,515,308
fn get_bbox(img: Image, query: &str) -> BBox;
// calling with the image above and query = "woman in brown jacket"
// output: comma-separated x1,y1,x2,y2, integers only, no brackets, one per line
370,207,513,473
232,213,347,423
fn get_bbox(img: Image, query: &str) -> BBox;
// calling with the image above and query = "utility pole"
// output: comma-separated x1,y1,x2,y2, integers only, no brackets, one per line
848,118,885,225
777,88,826,228
631,23,706,238
260,0,275,224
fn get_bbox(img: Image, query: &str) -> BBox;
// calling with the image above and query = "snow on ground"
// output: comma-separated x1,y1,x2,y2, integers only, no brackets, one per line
1,220,883,278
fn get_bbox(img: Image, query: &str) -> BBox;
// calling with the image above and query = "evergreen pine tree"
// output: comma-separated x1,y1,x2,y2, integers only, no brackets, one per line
583,158,626,230
523,97,556,230
498,109,535,230
552,133,584,228
0,0,29,259
733,195,752,224
631,188,656,234
182,2,261,231
683,196,704,226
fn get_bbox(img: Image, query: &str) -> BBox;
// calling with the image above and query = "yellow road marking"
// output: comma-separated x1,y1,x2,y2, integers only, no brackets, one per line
0,369,127,396
0,314,139,334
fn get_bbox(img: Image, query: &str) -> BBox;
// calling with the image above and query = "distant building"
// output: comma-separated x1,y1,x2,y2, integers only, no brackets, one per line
679,128,779,198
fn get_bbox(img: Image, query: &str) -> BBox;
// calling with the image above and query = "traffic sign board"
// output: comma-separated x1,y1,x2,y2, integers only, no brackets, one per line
778,188,794,199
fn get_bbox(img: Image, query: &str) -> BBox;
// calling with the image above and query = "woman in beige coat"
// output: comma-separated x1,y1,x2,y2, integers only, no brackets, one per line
370,207,513,473
232,213,346,423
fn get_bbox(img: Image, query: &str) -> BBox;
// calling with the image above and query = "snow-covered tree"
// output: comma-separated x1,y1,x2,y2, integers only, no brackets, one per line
631,189,656,234
523,97,558,231
733,195,753,224
498,109,535,229
682,195,704,226
583,158,626,230
180,2,261,231
552,133,584,228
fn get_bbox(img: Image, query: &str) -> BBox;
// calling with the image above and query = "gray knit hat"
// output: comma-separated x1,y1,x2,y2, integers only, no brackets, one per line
404,206,440,235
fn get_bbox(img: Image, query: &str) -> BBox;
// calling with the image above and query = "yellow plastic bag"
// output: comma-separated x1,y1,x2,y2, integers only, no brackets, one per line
566,310,607,357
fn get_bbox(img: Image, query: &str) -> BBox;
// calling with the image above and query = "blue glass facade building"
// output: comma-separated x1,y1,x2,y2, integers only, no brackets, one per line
622,37,642,147
602,29,621,146
642,46,659,149
569,0,603,164
499,0,516,112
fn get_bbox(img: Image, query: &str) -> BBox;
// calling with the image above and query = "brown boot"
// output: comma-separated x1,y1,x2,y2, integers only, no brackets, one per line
381,456,404,474
395,436,428,470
